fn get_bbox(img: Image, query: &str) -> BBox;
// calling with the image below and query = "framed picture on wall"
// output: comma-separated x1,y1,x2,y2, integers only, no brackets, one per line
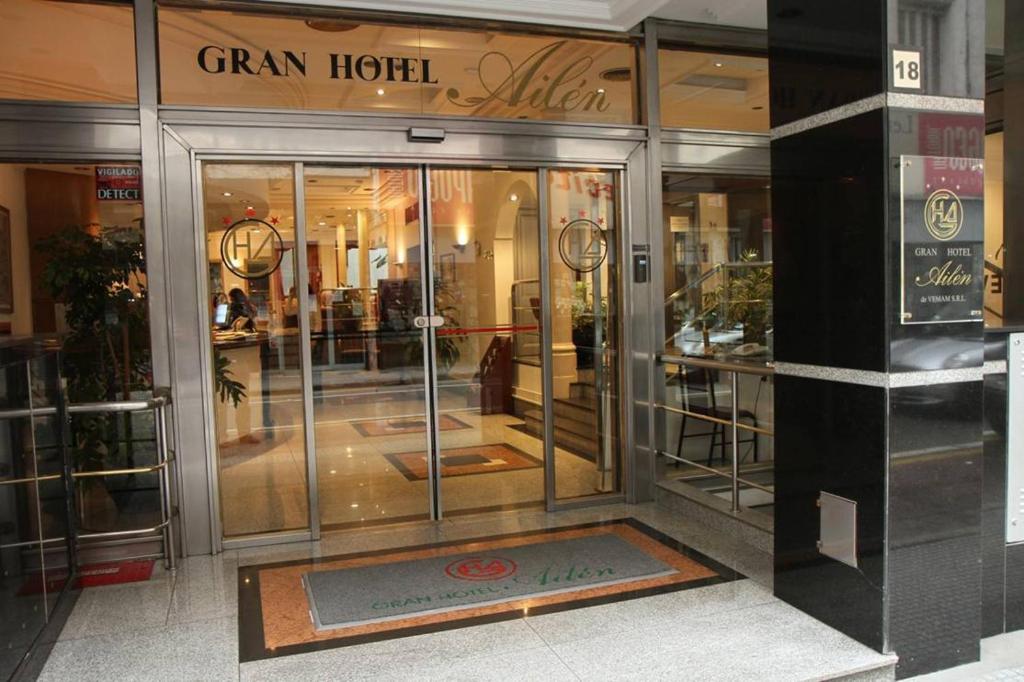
0,206,12,315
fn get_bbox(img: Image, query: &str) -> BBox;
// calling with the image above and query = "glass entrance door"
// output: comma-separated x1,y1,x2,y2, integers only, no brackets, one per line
203,161,623,540
427,168,546,515
302,166,432,528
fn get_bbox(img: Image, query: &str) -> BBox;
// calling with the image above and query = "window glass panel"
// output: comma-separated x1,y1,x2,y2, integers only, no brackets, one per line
659,49,768,132
157,6,636,124
661,173,772,356
658,172,774,520
0,0,137,103
0,162,154,537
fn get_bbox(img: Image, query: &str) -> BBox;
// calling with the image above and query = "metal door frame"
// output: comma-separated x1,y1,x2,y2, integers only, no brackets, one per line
163,117,645,552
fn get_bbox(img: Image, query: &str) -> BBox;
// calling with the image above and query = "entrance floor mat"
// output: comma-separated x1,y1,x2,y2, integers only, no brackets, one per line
238,518,736,662
350,414,471,437
17,559,154,595
383,443,542,481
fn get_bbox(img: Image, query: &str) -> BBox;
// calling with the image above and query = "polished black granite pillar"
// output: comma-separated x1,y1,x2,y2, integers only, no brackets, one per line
769,1,986,677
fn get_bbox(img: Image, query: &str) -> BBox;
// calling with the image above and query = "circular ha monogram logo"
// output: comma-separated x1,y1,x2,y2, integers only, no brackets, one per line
220,219,284,280
444,557,517,581
220,218,285,280
923,188,963,242
558,218,608,273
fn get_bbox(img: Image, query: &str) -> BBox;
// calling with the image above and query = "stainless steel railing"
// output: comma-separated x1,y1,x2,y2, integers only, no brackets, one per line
0,390,177,570
656,354,774,513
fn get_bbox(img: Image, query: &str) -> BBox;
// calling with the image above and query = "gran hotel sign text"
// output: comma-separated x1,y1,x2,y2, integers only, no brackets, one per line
195,41,613,113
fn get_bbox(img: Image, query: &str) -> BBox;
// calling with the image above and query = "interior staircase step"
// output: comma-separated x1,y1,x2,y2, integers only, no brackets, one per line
553,396,597,424
569,382,596,400
522,409,599,459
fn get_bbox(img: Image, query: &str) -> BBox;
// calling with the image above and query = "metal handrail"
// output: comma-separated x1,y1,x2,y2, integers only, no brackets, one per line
72,460,171,478
0,390,177,570
657,453,775,495
0,473,63,486
664,261,772,305
0,395,169,421
657,353,775,512
656,403,774,437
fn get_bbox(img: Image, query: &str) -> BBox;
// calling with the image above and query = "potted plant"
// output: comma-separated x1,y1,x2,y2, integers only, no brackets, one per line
725,250,773,346
570,282,609,369
431,276,465,377
697,249,773,352
37,225,151,530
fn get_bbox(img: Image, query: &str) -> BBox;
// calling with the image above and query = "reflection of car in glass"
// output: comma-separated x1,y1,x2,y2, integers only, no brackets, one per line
889,338,991,413
671,322,743,355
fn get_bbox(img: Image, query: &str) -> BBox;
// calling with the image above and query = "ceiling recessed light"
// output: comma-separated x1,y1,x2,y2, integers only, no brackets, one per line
318,221,326,226
596,88,605,94
376,88,385,96
222,192,232,197
714,62,724,68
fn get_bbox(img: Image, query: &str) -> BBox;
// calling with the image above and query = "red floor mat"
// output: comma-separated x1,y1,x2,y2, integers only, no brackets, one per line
16,559,155,595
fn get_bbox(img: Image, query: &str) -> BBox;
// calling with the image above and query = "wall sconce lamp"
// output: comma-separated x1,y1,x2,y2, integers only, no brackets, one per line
454,224,471,253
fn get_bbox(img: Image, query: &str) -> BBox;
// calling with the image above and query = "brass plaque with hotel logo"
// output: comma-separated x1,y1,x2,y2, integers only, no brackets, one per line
900,155,984,325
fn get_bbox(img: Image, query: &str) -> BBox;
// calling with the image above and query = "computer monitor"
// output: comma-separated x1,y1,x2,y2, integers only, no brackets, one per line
214,303,228,326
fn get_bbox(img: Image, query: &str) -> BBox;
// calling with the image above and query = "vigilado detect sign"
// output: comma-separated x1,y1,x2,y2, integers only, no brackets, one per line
95,166,141,201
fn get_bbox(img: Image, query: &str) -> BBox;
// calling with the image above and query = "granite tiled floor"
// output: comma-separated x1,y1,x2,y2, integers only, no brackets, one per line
40,503,897,681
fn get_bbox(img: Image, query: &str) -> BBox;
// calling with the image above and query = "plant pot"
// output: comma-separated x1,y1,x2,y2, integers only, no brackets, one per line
76,479,119,532
572,324,595,369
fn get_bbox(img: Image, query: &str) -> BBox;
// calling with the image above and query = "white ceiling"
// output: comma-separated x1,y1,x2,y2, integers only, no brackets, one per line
652,0,766,30
244,0,766,32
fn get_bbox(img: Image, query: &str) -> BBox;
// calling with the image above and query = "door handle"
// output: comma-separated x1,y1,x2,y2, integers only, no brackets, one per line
413,315,446,328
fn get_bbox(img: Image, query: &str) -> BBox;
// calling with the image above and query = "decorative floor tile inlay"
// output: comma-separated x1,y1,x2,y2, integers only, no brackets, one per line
350,414,471,437
237,519,736,662
384,443,543,481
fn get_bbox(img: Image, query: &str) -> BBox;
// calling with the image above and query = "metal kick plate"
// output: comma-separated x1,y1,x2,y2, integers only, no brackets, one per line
818,491,858,568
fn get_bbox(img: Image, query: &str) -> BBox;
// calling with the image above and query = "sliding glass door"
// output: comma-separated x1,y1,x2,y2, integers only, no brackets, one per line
302,167,432,528
427,168,546,516
202,162,623,540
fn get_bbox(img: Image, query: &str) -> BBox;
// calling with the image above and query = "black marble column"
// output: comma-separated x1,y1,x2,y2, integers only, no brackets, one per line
768,1,986,678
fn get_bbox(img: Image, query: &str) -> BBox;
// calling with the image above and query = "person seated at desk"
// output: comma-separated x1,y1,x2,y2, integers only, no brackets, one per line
217,288,256,332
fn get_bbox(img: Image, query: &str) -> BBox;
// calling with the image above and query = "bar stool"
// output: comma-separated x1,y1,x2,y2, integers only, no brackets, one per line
671,363,759,466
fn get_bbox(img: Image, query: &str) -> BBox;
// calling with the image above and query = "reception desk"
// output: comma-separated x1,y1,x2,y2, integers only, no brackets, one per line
212,332,267,445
